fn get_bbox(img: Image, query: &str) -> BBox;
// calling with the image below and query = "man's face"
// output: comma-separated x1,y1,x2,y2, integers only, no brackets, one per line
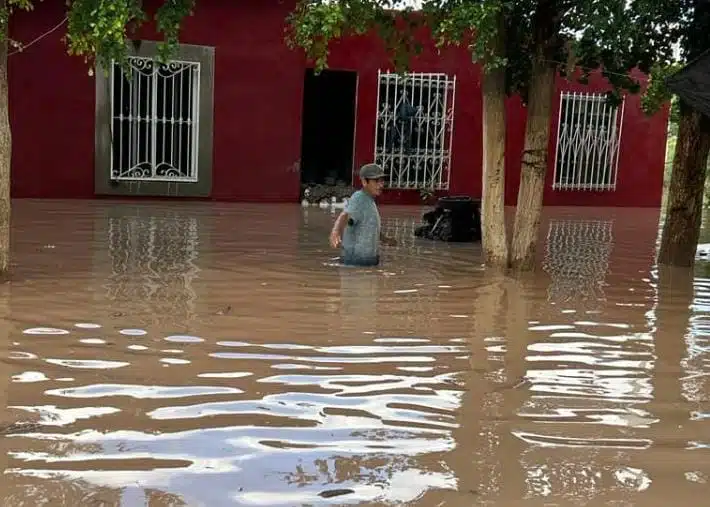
362,177,385,196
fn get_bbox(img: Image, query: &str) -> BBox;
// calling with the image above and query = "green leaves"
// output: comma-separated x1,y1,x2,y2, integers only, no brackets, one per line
67,0,195,70
642,62,683,115
0,0,36,49
3,1,194,72
286,0,428,73
287,0,687,107
65,0,146,69
154,0,195,61
428,0,509,71
285,1,348,72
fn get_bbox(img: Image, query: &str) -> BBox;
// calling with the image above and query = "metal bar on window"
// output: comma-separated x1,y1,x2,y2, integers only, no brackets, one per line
598,98,610,190
570,92,581,189
553,91,624,192
374,71,455,190
579,94,591,190
151,61,158,177
445,75,456,190
109,56,201,183
611,97,625,190
191,63,201,181
436,75,446,189
109,62,117,180
588,94,601,190
563,92,573,187
414,73,423,189
552,92,565,190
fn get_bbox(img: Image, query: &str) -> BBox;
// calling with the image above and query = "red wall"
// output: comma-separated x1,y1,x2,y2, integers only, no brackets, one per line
8,0,669,207
9,0,305,202
321,31,483,204
504,70,670,207
9,1,95,199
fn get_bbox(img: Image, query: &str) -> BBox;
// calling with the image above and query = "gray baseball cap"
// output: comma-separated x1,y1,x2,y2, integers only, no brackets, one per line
359,163,386,180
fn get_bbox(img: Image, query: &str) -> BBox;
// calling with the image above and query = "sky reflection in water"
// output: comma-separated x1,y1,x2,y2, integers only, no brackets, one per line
0,201,707,506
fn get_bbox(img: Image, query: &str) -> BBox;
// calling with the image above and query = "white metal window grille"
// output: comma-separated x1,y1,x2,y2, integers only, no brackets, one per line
543,219,613,304
374,71,456,190
552,92,625,191
110,56,201,182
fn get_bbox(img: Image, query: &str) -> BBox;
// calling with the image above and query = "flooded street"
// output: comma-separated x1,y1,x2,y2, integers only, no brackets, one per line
0,200,707,506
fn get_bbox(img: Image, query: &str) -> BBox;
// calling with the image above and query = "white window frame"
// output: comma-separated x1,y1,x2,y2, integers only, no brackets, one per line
109,56,202,183
552,92,625,191
373,70,456,190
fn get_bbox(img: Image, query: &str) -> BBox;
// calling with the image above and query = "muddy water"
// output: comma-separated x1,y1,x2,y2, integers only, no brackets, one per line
0,200,707,506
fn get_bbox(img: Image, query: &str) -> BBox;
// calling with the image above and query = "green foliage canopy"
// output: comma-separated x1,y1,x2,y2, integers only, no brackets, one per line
639,1,710,115
0,0,195,69
287,0,683,105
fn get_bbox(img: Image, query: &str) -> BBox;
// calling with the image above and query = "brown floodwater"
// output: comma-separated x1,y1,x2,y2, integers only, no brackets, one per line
0,199,707,506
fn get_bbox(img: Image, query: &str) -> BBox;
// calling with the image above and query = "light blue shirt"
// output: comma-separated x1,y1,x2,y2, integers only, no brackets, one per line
341,189,381,266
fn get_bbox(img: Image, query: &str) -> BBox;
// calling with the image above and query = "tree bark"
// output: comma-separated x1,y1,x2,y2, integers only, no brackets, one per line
509,57,555,271
480,9,508,266
0,4,10,278
658,102,710,267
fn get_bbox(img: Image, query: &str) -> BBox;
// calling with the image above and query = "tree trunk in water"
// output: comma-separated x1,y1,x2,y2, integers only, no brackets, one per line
658,103,710,267
480,10,508,266
510,59,555,271
0,15,10,278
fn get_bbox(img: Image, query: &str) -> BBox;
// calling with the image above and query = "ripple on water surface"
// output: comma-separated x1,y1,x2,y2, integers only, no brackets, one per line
5,324,470,506
3,204,709,506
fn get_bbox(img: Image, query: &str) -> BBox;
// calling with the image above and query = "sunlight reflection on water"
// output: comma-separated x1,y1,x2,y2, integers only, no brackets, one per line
0,201,707,506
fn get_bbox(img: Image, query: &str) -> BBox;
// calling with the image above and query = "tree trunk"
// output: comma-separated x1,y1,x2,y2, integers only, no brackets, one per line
658,103,710,267
0,8,10,278
480,9,508,266
509,58,555,271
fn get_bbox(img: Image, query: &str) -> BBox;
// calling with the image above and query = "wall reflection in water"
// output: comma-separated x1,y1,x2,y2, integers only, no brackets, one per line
0,202,707,506
100,207,202,326
543,218,614,305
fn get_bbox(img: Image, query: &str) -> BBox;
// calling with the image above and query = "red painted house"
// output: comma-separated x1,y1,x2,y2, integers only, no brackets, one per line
8,0,669,207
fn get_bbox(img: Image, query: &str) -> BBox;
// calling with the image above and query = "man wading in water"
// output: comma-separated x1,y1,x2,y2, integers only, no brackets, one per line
329,163,397,266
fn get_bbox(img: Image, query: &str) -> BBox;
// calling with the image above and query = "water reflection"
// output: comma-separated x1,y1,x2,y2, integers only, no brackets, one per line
101,207,201,325
0,201,708,505
543,218,613,305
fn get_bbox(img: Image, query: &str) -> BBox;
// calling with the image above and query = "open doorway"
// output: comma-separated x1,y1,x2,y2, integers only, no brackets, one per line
300,68,357,188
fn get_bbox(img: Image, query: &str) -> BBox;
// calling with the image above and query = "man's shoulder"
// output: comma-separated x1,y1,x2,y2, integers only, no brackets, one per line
347,190,367,207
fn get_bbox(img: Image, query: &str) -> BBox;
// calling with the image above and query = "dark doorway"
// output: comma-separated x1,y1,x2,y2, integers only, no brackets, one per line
300,68,357,187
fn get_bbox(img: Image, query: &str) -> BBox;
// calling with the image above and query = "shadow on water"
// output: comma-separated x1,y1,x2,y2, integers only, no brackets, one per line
0,199,707,506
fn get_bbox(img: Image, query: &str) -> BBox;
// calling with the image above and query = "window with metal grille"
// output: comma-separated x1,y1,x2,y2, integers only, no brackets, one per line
374,71,456,190
110,56,201,182
552,92,625,191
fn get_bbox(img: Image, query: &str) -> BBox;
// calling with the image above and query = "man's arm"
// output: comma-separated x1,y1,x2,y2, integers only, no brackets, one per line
331,194,364,248
330,211,349,248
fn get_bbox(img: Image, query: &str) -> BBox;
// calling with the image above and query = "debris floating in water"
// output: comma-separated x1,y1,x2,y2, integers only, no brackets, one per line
318,489,355,499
